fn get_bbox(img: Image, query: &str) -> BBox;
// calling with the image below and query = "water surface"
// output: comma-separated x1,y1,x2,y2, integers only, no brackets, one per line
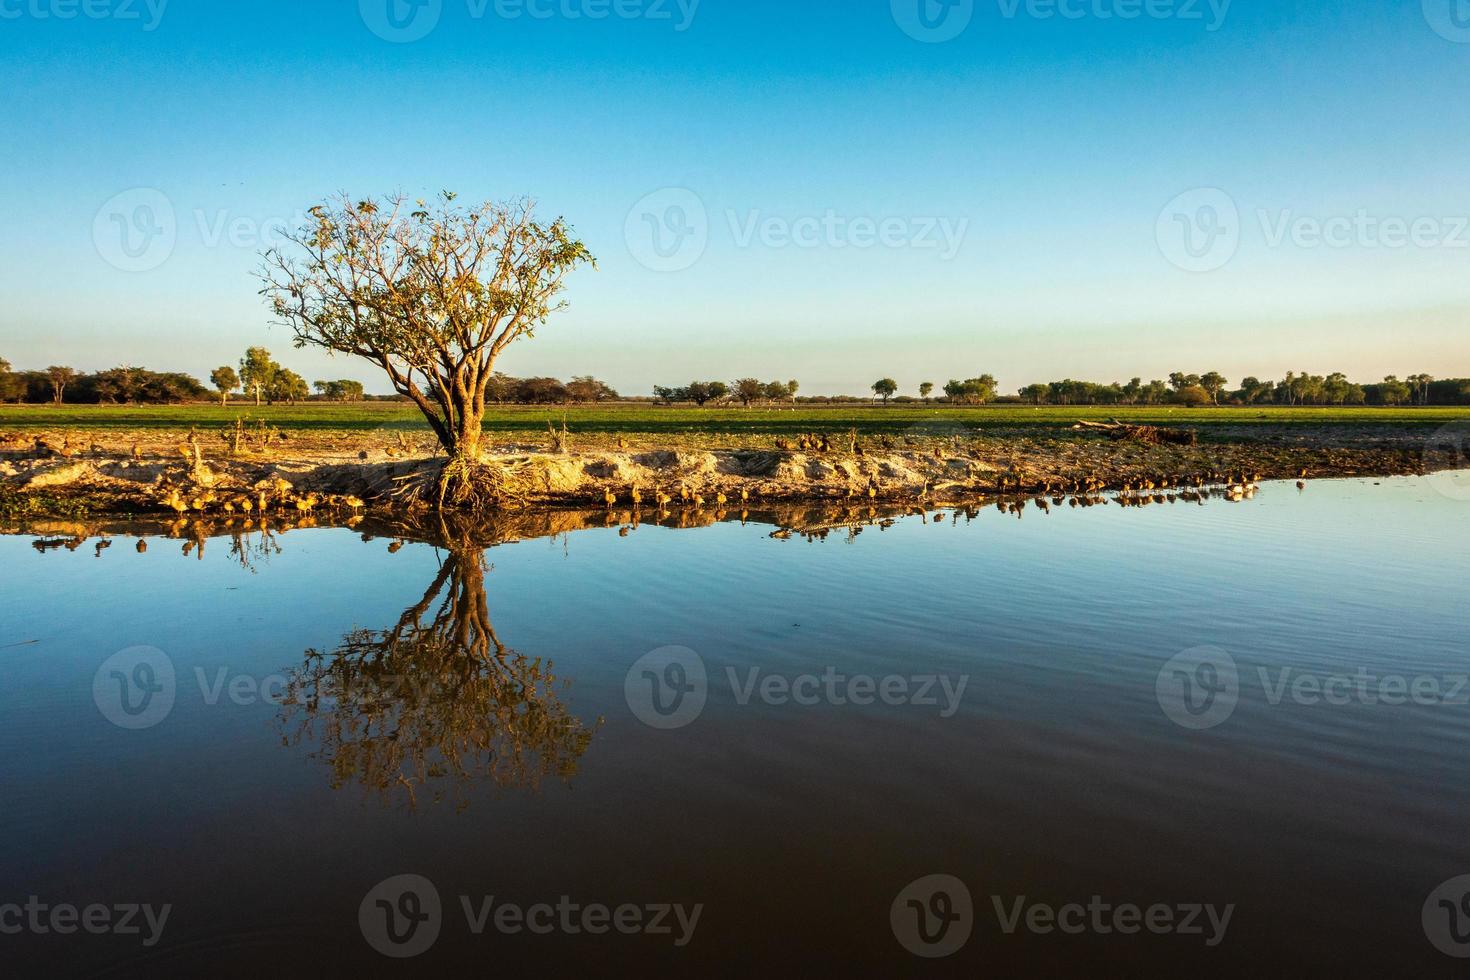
2,476,1468,977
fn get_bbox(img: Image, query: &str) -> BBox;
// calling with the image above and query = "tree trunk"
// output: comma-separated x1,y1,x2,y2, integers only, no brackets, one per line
454,415,483,461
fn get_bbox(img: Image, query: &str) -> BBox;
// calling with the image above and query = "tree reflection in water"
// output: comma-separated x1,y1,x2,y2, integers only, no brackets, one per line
277,522,598,811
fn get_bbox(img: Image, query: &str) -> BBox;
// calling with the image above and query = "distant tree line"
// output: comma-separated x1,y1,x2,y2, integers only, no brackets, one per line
654,379,800,406
486,374,620,404
862,370,1470,407
1010,371,1470,407
5,351,1468,409
0,360,207,405
0,347,374,406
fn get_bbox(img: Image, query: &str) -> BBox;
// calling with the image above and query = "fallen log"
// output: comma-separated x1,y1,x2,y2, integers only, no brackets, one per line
1072,419,1197,446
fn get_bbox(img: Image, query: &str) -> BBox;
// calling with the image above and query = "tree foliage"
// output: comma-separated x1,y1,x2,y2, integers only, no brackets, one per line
261,192,594,458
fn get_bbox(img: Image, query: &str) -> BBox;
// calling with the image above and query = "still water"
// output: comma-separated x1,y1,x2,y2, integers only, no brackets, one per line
2,476,1469,977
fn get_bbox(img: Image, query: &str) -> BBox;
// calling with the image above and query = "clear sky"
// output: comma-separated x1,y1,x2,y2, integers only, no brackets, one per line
2,0,1468,395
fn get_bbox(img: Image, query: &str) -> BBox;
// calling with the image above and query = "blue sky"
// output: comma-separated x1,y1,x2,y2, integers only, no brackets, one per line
2,0,1468,395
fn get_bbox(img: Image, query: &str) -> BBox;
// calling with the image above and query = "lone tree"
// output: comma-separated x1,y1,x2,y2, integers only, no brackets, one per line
732,378,764,406
871,378,898,403
211,366,239,407
261,192,593,464
919,381,934,402
269,368,310,404
239,347,278,406
46,366,75,405
1199,371,1228,405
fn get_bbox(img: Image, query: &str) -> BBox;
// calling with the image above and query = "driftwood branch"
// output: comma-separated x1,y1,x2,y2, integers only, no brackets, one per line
1072,419,1197,446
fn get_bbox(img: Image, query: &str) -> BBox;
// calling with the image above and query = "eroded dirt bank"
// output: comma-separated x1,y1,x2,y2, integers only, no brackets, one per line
0,424,1444,520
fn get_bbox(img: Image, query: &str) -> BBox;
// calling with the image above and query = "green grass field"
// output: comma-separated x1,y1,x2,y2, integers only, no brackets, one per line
0,401,1462,443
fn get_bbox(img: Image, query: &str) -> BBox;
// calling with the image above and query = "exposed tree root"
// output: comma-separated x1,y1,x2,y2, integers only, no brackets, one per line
386,455,534,512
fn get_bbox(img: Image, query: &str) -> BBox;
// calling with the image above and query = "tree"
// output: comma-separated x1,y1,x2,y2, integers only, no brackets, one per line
144,372,207,404
314,379,367,401
1379,375,1412,406
1020,383,1050,405
1199,371,1228,405
268,368,310,404
515,377,569,404
732,378,764,406
211,366,239,407
919,381,934,402
871,378,898,403
46,366,75,405
763,380,791,402
1407,373,1435,406
239,347,278,407
486,373,519,403
942,375,996,405
262,192,594,463
1168,372,1201,393
684,381,727,406
91,366,142,404
565,376,618,402
1236,377,1270,404
786,380,800,402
